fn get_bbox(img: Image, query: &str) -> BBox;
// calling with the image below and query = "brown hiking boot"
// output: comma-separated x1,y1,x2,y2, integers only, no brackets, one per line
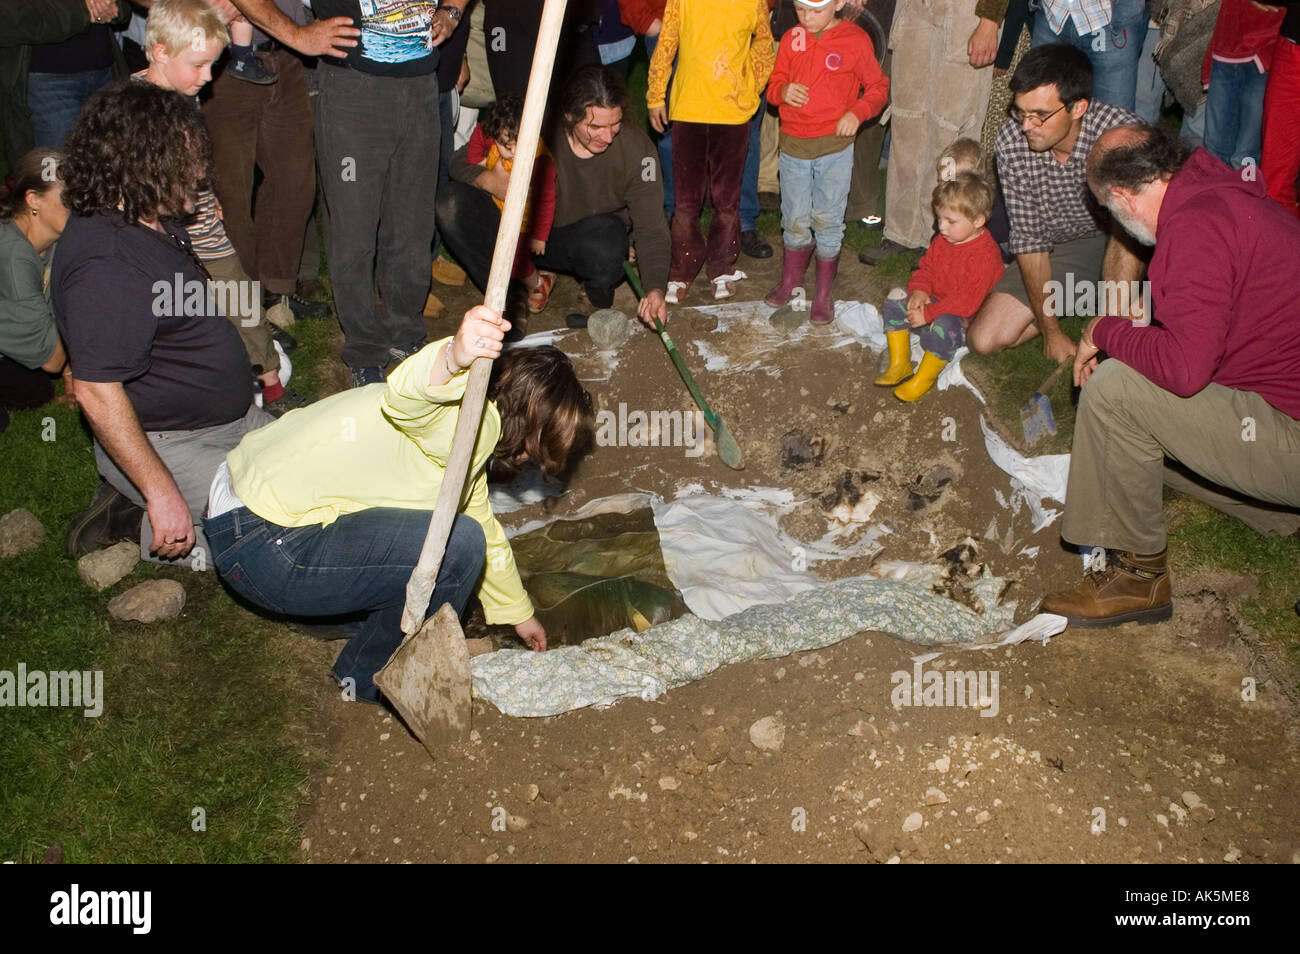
1038,549,1173,628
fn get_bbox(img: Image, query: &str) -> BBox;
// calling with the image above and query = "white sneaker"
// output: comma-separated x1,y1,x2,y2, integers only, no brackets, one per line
712,271,747,300
665,281,689,304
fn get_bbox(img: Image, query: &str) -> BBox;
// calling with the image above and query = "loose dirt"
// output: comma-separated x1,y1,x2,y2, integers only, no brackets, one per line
296,251,1300,863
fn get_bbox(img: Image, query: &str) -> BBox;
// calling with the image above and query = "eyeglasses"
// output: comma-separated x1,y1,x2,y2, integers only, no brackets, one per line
1008,103,1067,127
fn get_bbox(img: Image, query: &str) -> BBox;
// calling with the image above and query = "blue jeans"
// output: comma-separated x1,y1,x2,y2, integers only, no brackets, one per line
779,145,854,256
740,99,763,232
882,298,965,360
1204,60,1269,168
1030,0,1145,111
203,506,487,703
26,68,113,147
644,33,675,218
1133,22,1165,124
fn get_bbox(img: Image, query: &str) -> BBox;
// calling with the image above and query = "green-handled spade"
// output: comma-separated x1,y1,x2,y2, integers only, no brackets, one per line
622,262,744,470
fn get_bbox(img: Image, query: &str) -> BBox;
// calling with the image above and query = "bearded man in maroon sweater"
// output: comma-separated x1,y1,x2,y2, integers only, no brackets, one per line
1040,124,1300,628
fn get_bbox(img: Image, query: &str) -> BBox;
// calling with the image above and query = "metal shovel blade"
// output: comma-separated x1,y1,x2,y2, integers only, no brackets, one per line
712,416,745,470
372,602,472,758
1019,360,1069,446
1019,392,1058,445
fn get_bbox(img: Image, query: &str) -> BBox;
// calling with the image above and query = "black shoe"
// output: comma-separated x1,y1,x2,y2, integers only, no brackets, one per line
270,324,298,354
740,230,773,258
858,238,921,265
388,339,426,366
265,291,331,321
565,312,589,329
348,365,386,389
65,482,144,556
264,388,310,418
229,52,277,85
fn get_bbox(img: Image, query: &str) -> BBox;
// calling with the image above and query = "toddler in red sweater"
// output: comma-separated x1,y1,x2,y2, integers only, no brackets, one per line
877,171,1004,402
765,0,888,324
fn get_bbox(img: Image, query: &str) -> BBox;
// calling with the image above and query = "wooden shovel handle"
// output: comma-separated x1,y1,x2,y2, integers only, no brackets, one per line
400,0,570,637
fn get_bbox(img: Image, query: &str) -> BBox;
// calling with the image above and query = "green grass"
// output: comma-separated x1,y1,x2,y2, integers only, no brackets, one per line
0,389,327,864
1166,495,1300,675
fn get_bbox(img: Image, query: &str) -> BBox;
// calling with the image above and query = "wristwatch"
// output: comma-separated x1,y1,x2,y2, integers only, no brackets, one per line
437,5,462,22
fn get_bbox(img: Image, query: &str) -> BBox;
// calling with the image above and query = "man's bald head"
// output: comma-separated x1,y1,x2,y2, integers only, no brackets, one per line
1087,123,1192,200
1087,123,1192,247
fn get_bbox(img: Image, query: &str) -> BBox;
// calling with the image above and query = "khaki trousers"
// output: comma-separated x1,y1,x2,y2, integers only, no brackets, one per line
205,252,278,374
1063,360,1300,553
884,0,994,250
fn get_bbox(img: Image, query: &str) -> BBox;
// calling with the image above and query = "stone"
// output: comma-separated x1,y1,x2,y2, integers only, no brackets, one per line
924,787,948,806
587,309,631,351
525,784,540,802
1181,791,1204,811
852,821,875,852
694,727,730,765
932,755,951,773
902,812,924,833
769,303,805,333
749,716,785,753
658,776,680,791
536,778,561,803
77,541,139,591
974,810,992,826
505,814,529,833
107,579,185,622
0,508,44,557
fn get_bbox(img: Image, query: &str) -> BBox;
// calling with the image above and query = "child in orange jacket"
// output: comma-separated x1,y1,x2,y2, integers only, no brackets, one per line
466,96,559,314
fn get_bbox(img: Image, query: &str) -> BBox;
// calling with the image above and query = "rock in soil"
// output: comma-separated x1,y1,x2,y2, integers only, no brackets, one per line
694,727,730,765
587,309,631,351
77,541,140,591
0,508,44,557
749,715,786,753
107,579,185,623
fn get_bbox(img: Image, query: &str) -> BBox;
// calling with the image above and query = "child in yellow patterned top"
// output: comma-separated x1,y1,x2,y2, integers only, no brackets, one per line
647,0,775,301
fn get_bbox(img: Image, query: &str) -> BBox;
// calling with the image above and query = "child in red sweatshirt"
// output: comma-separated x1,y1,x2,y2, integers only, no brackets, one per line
876,171,1004,402
466,95,559,313
764,0,888,324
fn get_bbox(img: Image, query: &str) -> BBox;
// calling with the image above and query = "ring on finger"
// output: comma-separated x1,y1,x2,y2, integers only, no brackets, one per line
474,337,485,348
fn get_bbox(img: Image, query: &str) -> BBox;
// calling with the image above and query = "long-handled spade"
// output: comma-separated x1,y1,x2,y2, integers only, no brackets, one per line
372,0,570,758
622,262,745,470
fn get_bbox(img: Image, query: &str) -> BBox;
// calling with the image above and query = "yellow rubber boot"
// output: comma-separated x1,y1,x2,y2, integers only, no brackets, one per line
893,351,947,402
873,330,913,386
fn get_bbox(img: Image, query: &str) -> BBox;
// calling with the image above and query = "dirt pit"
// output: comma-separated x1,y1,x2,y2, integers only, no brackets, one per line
299,256,1300,863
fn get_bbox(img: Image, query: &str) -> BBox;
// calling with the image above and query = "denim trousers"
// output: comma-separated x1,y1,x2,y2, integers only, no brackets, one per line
1205,61,1269,169
436,181,630,306
203,506,487,703
27,68,113,148
1030,0,1146,111
779,144,854,256
1133,22,1165,124
644,33,675,217
882,298,965,360
314,66,439,368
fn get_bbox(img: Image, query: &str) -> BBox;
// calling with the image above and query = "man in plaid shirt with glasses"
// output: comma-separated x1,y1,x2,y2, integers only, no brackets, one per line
966,43,1145,362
